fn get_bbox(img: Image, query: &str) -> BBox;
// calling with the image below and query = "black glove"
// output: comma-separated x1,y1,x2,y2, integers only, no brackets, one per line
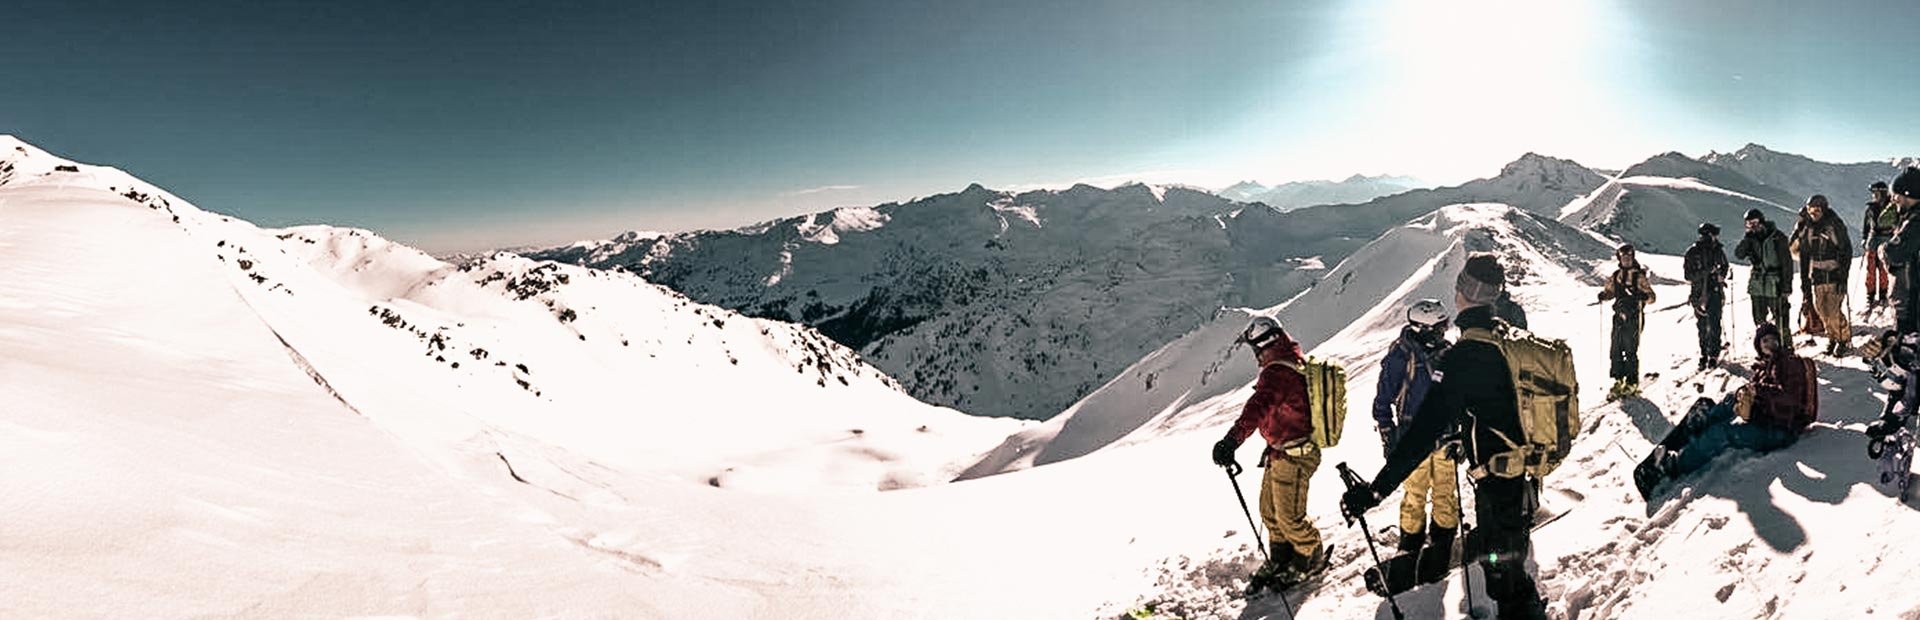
1211,438,1238,468
1378,426,1397,459
1342,483,1383,518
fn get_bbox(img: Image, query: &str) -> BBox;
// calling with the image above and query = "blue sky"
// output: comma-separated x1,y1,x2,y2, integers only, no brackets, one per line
7,0,1919,252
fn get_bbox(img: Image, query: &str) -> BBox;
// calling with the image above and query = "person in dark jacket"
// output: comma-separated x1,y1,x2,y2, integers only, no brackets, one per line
1371,298,1457,583
1791,195,1853,355
1341,253,1549,620
1684,223,1731,369
1599,244,1656,398
1495,290,1529,329
1736,209,1794,334
1212,317,1326,590
1866,181,1897,307
1633,322,1814,499
1881,167,1920,334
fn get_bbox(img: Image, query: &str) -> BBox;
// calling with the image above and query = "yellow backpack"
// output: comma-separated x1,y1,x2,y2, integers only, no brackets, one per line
1459,320,1580,478
1279,357,1348,448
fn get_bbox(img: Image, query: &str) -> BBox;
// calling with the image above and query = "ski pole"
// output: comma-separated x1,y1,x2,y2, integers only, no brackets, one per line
1453,457,1484,619
1337,463,1407,620
1225,462,1297,619
1224,462,1267,563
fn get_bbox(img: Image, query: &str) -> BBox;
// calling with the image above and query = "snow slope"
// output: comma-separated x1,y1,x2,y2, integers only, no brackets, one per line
1096,220,1920,619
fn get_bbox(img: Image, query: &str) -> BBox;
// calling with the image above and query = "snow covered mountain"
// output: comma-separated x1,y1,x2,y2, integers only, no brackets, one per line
531,154,1605,422
1562,152,1799,255
17,133,1920,619
1216,174,1428,210
1704,143,1920,225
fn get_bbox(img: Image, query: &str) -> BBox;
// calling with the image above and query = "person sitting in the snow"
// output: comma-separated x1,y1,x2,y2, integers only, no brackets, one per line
1212,317,1328,591
1634,322,1817,500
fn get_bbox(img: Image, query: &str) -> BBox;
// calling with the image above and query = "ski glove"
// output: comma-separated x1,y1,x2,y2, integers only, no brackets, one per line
1378,426,1397,459
1341,484,1383,519
1211,438,1238,468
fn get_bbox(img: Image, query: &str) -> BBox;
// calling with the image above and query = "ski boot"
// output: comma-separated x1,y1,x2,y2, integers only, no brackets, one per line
1279,544,1330,587
1243,541,1295,597
1606,378,1630,401
1634,446,1675,502
1415,525,1457,584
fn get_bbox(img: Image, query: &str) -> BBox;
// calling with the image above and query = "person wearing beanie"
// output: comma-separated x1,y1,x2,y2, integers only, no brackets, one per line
1599,244,1657,398
1633,322,1814,501
1736,209,1795,335
1880,167,1920,333
1865,181,1897,308
1340,252,1550,620
1684,223,1731,369
1212,317,1327,593
1790,195,1853,355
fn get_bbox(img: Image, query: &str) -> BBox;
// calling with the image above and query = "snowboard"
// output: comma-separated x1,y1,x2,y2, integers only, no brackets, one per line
1361,505,1573,598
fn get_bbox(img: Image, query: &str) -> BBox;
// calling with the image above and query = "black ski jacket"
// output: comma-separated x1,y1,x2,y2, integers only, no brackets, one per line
1367,304,1527,496
1684,237,1730,311
1883,205,1920,318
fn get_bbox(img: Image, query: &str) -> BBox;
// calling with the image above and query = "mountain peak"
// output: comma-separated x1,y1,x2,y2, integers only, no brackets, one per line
1498,152,1591,179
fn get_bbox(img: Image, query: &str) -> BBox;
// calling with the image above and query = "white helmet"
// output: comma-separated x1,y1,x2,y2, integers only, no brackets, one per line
1407,298,1449,328
1243,316,1284,350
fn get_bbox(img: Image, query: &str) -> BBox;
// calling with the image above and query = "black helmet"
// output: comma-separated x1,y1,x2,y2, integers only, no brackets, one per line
1873,180,1890,191
1698,222,1720,237
1743,208,1765,222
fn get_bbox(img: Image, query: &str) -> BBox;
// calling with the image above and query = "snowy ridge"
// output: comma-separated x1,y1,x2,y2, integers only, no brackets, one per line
1563,152,1803,255
961,203,1612,478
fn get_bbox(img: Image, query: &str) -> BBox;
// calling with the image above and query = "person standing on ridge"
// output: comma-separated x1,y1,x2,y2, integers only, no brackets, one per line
1212,317,1328,591
1341,253,1551,620
1883,167,1920,334
1737,209,1795,336
1790,195,1853,355
1684,223,1732,369
1371,299,1458,585
1599,244,1656,399
1866,181,1897,310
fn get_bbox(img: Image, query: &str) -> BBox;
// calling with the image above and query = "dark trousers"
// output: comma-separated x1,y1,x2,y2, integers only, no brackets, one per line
1752,295,1790,333
1610,307,1644,381
1695,288,1724,360
1470,476,1547,620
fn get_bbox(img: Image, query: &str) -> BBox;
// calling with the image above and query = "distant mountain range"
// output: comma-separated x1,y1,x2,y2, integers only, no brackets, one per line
530,154,1606,419
1216,174,1428,210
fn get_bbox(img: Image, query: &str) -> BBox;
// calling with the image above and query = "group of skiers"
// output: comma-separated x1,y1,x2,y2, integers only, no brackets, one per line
1207,166,1920,619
